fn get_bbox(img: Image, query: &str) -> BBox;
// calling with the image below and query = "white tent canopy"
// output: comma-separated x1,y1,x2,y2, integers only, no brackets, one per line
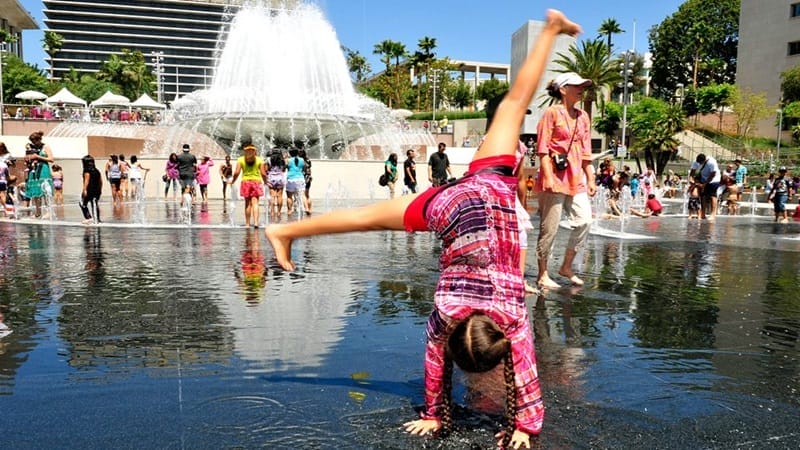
130,93,166,110
15,90,48,101
90,90,130,107
44,87,87,107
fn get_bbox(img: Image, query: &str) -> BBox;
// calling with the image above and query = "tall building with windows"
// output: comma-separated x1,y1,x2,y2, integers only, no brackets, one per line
42,0,251,103
736,1,800,138
0,0,38,59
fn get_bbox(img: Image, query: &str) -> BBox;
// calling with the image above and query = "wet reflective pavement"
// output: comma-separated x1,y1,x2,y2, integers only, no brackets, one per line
0,200,798,449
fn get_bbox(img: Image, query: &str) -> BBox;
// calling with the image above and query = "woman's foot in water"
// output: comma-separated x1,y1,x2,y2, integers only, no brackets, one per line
558,268,584,286
537,273,560,290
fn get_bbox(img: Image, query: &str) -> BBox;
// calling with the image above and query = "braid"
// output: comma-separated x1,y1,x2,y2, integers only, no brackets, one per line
502,350,517,449
440,357,454,436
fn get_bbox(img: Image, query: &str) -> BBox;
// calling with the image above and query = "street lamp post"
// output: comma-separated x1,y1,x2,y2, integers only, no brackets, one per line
776,107,783,169
0,43,5,135
150,51,164,103
675,83,685,108
431,68,441,122
619,50,635,158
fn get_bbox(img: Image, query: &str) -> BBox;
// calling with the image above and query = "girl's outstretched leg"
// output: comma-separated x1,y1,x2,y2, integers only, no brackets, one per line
265,195,417,271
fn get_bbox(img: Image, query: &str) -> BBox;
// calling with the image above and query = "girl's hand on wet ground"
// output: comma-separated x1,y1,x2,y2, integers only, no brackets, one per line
403,418,441,436
495,429,531,449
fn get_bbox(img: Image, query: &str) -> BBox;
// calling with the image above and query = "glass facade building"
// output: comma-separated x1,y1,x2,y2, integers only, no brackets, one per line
42,0,243,102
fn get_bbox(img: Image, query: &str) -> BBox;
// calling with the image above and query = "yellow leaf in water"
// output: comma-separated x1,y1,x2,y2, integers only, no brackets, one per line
351,371,370,384
348,391,366,402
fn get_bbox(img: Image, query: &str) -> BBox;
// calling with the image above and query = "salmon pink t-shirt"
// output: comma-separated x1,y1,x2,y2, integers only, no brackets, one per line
534,105,591,196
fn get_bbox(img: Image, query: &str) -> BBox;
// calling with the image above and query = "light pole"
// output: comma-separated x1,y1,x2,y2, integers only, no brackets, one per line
150,51,164,103
675,83,684,108
431,68,441,122
0,42,5,135
618,50,635,157
776,107,783,169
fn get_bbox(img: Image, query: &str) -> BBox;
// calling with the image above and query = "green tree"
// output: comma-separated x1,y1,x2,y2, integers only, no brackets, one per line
0,29,17,45
695,83,735,131
413,36,437,110
371,40,407,107
593,101,623,141
648,0,739,98
447,79,472,110
96,49,155,100
780,65,800,103
0,54,48,103
475,78,509,104
342,46,371,84
597,18,624,54
731,87,773,139
42,31,63,82
553,38,620,117
66,72,117,103
628,97,685,175
372,40,394,74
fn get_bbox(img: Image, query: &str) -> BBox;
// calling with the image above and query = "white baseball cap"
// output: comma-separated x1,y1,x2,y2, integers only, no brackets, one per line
554,72,592,88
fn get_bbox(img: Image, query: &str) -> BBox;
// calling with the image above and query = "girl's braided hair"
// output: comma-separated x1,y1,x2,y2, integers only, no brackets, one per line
443,314,517,446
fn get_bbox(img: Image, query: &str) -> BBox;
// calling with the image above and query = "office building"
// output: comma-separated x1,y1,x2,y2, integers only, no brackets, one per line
736,0,800,138
0,0,38,59
42,0,247,103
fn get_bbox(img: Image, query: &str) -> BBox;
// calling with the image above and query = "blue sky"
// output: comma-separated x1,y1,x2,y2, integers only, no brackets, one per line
18,0,685,70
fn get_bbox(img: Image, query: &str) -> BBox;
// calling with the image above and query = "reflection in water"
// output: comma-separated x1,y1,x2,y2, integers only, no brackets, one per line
235,230,266,305
0,215,798,448
84,227,105,287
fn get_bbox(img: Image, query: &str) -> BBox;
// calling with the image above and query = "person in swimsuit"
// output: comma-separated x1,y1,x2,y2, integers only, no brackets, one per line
220,155,234,201
51,164,64,206
266,149,286,217
265,11,579,448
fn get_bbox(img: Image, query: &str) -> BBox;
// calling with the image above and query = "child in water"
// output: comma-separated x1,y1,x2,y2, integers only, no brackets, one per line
265,10,580,448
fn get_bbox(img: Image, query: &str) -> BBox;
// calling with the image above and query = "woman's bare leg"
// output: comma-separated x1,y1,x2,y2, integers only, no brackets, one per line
251,197,261,227
266,194,417,270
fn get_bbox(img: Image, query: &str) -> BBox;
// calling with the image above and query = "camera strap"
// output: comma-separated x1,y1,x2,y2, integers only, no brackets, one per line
551,107,579,160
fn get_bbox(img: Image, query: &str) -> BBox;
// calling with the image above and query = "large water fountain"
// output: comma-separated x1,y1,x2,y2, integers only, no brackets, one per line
171,1,430,158
48,0,432,159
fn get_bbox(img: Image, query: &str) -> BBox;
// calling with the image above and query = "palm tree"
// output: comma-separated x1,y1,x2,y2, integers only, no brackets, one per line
598,18,624,55
342,46,371,84
417,36,437,110
42,31,63,82
553,39,620,118
373,40,394,74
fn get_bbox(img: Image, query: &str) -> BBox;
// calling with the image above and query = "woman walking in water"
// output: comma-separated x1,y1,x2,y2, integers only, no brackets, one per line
533,71,596,289
265,10,579,448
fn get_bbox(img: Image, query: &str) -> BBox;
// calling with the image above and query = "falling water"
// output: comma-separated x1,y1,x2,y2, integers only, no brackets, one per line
181,193,193,226
171,1,433,159
618,185,633,234
41,180,54,221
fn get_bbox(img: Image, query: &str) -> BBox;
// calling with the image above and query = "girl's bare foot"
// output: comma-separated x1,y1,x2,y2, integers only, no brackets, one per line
265,225,296,271
545,9,582,37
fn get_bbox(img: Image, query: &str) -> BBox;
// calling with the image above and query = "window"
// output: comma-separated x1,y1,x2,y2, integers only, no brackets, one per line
792,3,800,17
790,41,800,56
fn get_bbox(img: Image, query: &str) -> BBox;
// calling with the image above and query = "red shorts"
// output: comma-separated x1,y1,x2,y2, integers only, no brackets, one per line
239,180,264,199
